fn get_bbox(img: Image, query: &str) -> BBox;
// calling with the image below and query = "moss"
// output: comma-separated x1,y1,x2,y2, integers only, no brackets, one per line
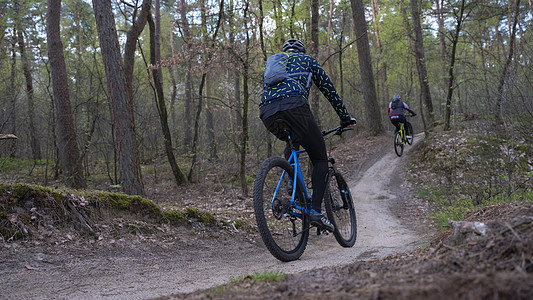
163,209,187,224
0,227,24,240
163,207,216,225
199,212,216,225
0,183,224,241
185,207,215,225
0,183,66,205
89,191,163,220
185,207,200,218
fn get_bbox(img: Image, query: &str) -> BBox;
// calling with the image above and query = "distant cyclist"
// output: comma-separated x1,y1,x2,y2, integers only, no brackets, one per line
388,94,416,135
259,38,356,232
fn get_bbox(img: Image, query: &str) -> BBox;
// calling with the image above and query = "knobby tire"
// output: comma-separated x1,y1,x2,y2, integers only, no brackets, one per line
324,170,357,247
406,123,414,145
253,156,309,262
394,132,404,157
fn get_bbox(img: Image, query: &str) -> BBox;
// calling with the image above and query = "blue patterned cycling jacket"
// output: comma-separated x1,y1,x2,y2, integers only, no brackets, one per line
259,52,350,122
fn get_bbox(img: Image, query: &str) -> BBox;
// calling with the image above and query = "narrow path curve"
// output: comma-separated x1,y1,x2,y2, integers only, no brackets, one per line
1,134,430,300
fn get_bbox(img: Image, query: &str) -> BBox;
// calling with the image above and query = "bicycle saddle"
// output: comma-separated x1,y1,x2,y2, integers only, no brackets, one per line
274,118,292,141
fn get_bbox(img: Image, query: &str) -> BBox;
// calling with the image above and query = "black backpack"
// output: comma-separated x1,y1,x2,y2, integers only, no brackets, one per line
263,52,311,88
391,99,399,110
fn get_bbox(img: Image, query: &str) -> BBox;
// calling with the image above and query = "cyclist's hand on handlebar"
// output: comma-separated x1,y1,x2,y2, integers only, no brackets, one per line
341,117,357,128
411,113,417,117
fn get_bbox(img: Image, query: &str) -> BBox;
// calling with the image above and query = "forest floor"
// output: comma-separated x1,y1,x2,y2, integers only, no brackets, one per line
1,130,533,299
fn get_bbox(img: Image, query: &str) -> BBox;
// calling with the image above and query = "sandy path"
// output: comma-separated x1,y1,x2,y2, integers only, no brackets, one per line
1,135,428,300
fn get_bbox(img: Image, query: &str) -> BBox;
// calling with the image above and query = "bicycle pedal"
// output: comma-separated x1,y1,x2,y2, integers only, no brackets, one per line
316,228,329,236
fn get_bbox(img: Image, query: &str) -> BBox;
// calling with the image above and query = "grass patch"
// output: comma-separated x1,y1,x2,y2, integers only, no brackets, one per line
0,157,48,171
230,270,286,283
205,270,286,297
163,207,216,225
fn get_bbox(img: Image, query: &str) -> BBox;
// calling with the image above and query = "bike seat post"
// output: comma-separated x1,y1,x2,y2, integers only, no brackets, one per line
275,119,296,151
286,134,295,151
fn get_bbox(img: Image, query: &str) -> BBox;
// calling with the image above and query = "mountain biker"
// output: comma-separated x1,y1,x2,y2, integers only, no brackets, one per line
259,38,357,232
388,94,416,136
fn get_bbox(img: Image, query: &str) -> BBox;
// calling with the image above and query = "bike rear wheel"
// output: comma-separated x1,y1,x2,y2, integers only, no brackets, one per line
324,170,357,247
253,156,309,262
394,132,404,157
406,123,414,145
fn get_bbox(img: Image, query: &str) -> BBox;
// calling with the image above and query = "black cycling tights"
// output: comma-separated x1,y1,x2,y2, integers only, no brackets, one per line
263,104,328,213
391,115,409,132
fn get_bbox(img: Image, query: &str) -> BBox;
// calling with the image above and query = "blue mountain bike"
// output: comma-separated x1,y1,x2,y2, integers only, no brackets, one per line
253,120,357,262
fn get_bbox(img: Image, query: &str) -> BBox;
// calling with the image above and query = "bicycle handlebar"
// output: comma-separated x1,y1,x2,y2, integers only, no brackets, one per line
321,126,354,137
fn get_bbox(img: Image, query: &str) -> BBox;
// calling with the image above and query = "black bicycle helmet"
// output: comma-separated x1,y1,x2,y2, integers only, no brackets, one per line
282,39,306,53
393,94,401,101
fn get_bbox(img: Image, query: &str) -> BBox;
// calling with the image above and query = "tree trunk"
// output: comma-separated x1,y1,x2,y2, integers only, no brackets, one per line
228,0,242,148
310,0,320,126
444,0,466,131
92,0,144,196
204,0,223,162
15,0,41,160
410,0,433,130
148,3,186,186
371,0,388,104
258,0,272,157
179,0,194,149
123,0,151,101
46,0,86,189
435,0,448,114
496,0,521,123
188,73,205,182
168,65,178,132
188,0,224,179
9,35,18,157
240,1,251,198
272,0,283,47
350,0,382,134
205,75,218,161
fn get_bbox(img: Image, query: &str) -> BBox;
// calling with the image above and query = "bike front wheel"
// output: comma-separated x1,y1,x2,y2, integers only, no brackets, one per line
406,123,414,145
324,170,357,247
253,156,309,262
394,132,404,157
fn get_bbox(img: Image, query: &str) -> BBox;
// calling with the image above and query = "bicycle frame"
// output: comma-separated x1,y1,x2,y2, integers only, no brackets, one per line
272,148,310,217
253,124,357,261
289,149,310,210
398,123,406,144
271,126,351,218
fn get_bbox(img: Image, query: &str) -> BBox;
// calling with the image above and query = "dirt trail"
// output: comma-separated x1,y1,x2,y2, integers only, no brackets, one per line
1,135,430,300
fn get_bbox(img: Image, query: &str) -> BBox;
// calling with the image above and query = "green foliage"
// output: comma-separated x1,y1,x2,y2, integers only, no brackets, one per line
430,197,475,229
412,120,533,229
230,270,286,283
163,207,216,225
163,209,186,224
206,270,286,297
0,183,65,204
0,158,49,172
89,191,163,220
183,207,216,224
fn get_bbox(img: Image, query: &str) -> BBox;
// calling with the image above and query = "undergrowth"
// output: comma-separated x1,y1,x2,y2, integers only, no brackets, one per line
205,270,286,297
0,183,217,241
410,118,533,230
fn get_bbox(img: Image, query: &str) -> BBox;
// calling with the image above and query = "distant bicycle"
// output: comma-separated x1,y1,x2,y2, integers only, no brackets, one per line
253,120,357,262
394,116,414,157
